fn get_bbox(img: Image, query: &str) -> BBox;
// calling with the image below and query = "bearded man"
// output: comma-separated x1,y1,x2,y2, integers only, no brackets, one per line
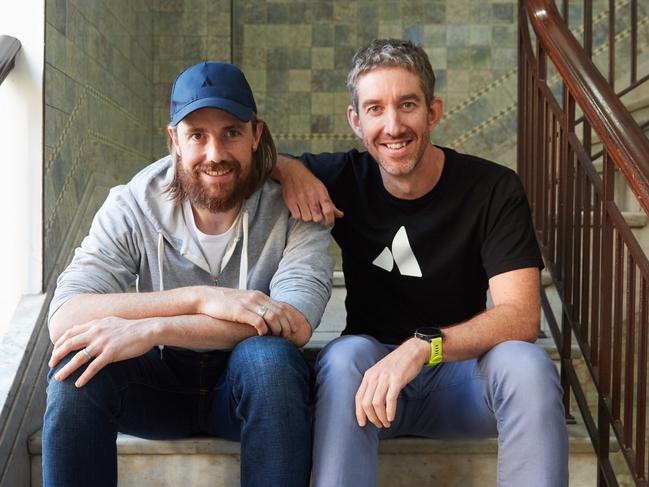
42,61,333,487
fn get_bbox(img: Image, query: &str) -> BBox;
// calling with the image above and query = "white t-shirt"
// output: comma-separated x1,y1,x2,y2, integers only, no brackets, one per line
182,200,238,276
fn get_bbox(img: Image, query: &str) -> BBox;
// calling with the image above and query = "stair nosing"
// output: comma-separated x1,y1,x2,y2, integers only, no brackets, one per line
28,423,603,456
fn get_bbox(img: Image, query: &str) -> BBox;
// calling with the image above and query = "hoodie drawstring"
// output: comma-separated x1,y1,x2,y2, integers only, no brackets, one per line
154,209,249,360
157,233,165,359
239,210,249,290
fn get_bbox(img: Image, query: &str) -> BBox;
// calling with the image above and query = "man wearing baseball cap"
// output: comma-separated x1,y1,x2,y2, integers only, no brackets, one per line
42,61,333,487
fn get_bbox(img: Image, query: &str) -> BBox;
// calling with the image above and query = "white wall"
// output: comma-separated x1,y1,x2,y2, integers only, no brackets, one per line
0,1,44,335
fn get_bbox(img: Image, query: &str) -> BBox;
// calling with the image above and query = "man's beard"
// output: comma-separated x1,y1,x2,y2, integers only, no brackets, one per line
176,157,256,212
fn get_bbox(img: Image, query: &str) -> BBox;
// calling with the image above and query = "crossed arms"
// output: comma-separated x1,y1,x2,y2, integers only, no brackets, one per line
49,286,313,388
49,186,333,388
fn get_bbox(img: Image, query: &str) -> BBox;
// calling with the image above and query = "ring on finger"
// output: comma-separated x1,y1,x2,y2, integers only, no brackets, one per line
256,305,268,318
82,348,93,361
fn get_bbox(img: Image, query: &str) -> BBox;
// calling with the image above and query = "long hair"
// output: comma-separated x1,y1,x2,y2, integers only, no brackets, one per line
165,114,276,203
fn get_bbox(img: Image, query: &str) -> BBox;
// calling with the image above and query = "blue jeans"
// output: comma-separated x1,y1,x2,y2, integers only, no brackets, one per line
43,336,313,487
312,335,569,487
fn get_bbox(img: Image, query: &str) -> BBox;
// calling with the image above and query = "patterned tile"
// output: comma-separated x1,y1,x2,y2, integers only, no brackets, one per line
311,92,335,115
47,0,67,35
311,69,347,91
306,2,334,23
288,114,311,134
312,24,335,47
45,0,525,281
268,3,290,24
289,69,312,92
311,114,333,133
288,3,307,24
311,47,335,70
492,3,514,23
45,0,156,276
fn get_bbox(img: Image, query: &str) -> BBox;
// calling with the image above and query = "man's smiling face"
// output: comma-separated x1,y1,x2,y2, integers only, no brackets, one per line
169,107,262,212
347,66,442,185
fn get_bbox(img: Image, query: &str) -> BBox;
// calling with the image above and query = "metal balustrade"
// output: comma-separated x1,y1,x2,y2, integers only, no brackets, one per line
519,0,649,484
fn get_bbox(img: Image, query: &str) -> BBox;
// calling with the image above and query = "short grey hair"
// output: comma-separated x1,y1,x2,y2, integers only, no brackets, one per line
346,38,436,113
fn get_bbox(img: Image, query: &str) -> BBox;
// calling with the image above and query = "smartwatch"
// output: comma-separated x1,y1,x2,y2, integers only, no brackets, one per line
414,326,443,366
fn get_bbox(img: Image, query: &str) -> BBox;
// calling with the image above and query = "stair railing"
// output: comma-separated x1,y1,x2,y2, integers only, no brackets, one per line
519,0,649,485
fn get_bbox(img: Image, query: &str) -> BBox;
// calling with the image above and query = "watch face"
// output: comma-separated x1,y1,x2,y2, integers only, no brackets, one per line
415,326,442,340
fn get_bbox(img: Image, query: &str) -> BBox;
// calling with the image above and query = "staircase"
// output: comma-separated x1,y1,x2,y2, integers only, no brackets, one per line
27,25,649,487
19,0,649,484
27,425,599,486
27,273,609,486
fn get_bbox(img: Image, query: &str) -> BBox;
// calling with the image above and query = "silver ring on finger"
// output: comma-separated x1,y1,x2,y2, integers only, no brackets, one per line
82,348,93,361
256,305,268,319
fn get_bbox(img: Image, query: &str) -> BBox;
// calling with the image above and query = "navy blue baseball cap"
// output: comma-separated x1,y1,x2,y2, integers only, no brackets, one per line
169,61,257,126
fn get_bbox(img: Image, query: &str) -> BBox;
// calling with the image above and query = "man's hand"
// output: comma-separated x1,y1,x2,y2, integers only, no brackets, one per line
274,156,343,226
49,316,158,388
355,338,430,428
197,287,305,338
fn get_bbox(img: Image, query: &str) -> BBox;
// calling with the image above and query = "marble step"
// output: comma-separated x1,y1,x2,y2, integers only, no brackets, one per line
28,421,602,487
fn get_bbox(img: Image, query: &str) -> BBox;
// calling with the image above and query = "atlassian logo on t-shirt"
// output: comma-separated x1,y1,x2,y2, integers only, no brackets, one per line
372,226,422,277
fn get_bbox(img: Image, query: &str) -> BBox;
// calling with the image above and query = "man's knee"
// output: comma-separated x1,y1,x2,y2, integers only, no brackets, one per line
483,340,556,375
45,352,119,424
229,336,311,390
480,340,563,409
315,335,385,384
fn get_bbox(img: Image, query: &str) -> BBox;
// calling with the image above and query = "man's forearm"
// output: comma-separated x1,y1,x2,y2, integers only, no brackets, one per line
440,302,539,362
152,312,312,349
433,267,541,362
48,313,261,387
271,154,301,183
49,287,203,342
153,313,258,350
50,288,314,348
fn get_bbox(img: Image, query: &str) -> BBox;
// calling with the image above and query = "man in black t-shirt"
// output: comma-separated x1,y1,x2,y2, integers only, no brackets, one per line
274,39,568,486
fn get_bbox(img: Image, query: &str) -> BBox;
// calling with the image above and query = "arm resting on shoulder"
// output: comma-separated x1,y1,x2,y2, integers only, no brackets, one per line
272,154,343,226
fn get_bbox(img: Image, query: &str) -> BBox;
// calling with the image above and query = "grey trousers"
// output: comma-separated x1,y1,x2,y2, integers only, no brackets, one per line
312,335,569,487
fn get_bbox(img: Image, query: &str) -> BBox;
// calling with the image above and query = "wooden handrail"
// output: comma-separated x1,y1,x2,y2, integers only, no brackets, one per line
520,1,649,483
0,35,21,86
526,0,649,215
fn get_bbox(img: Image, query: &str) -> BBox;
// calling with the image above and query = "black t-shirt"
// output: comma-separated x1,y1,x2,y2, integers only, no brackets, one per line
298,147,543,345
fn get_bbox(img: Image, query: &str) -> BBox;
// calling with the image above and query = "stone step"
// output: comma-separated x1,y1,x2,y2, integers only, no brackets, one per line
29,277,593,486
333,270,344,287
542,268,552,287
622,211,649,228
28,421,601,487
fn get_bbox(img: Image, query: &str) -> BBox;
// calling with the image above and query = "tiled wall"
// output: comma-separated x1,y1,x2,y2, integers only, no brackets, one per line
151,0,232,157
230,0,520,165
44,0,154,285
147,0,521,164
45,0,524,284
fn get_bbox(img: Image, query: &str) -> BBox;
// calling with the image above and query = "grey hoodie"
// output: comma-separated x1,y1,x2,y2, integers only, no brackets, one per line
50,156,334,337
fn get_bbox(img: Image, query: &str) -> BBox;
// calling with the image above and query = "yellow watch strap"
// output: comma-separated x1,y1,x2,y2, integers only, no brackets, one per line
426,336,443,366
